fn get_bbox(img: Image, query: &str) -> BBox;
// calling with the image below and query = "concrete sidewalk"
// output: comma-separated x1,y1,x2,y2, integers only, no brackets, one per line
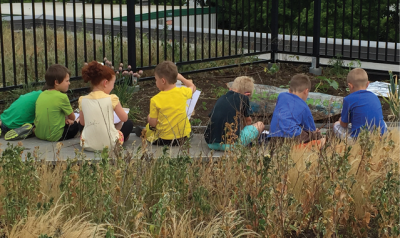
0,134,223,161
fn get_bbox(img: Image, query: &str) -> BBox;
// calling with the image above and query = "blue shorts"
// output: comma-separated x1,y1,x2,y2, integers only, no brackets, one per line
208,125,259,151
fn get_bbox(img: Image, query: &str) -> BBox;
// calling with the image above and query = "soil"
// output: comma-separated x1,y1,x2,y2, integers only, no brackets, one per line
130,63,393,127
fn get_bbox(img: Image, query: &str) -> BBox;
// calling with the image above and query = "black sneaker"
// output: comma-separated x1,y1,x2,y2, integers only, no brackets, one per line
133,126,144,137
4,123,33,141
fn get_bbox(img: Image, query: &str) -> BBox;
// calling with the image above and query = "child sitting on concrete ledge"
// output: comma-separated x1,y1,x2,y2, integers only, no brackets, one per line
268,74,325,147
134,61,196,146
204,76,264,151
333,68,387,139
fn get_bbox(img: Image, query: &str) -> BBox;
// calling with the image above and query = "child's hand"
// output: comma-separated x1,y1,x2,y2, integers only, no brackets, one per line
147,114,150,122
65,118,74,125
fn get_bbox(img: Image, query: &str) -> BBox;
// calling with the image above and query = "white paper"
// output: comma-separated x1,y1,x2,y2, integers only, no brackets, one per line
114,108,130,124
76,108,130,124
367,81,399,97
176,85,201,120
262,130,269,134
186,90,201,119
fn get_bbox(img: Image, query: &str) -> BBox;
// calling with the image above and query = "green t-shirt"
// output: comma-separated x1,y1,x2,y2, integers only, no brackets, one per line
34,90,73,142
0,90,42,129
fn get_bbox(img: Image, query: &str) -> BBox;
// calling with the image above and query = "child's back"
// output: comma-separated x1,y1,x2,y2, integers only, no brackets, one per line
204,90,251,144
204,76,264,150
35,90,73,141
342,90,385,137
79,91,120,151
268,74,323,145
144,61,195,145
1,90,42,129
79,61,133,151
268,92,315,138
146,86,192,141
35,65,77,142
336,68,386,138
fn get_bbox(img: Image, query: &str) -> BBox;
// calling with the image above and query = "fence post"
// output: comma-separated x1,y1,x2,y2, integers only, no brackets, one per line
309,0,322,75
127,0,136,71
271,0,278,63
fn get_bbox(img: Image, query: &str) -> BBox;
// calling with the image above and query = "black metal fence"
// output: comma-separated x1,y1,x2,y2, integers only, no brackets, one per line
0,0,399,91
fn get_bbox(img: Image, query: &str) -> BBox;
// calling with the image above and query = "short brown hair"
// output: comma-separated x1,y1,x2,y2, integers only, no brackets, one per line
231,76,255,94
81,61,116,85
347,68,368,88
45,64,70,89
154,61,178,84
290,74,311,92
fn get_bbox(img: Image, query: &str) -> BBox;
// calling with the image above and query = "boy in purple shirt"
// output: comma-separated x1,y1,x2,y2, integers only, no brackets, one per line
334,68,387,139
268,74,325,145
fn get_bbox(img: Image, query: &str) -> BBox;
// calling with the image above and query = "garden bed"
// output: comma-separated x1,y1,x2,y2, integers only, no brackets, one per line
131,63,394,127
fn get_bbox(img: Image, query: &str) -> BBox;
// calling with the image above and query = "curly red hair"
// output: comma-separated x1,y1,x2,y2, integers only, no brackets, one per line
81,61,115,85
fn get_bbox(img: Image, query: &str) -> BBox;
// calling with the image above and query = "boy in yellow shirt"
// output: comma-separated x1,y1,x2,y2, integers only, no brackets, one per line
138,61,196,146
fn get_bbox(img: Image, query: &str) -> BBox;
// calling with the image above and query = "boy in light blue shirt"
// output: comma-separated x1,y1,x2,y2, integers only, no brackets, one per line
334,68,387,139
268,74,324,145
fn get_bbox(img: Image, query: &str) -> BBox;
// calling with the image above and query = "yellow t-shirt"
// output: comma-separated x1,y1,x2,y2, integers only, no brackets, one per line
146,87,193,142
79,91,120,151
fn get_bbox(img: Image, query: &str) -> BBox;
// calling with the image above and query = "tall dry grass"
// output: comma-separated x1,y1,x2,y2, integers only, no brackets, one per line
0,128,398,237
7,203,107,238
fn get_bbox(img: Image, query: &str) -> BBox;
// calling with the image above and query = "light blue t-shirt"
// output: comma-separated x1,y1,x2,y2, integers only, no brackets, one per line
268,92,316,138
341,90,386,137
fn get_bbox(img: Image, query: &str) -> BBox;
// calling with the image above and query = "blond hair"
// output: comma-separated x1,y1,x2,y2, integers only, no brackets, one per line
347,68,368,88
289,74,311,92
231,76,255,94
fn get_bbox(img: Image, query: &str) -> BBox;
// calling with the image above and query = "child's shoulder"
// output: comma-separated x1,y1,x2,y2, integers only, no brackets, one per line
346,90,377,101
39,90,67,99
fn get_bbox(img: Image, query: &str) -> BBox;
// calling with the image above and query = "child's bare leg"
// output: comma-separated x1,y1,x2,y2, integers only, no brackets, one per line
115,121,123,130
252,121,265,135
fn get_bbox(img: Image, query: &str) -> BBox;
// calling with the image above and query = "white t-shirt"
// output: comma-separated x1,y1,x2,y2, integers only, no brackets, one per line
79,91,120,151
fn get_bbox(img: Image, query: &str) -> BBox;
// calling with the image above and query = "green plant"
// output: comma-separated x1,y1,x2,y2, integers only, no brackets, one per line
0,143,40,225
381,72,399,121
201,101,207,111
314,76,339,92
109,62,143,107
279,84,290,89
211,85,228,98
190,118,202,126
264,63,280,75
39,235,52,238
326,56,362,78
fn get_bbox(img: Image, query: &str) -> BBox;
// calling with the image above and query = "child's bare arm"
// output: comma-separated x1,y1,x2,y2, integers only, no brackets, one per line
244,116,252,126
148,114,158,127
67,112,75,121
177,73,196,93
115,103,128,122
79,111,85,126
339,117,348,128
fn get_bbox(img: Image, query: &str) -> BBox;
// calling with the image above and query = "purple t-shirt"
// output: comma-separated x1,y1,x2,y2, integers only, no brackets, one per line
268,92,316,138
341,90,386,137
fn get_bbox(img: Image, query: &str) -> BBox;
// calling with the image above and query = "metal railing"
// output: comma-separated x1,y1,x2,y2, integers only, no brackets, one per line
0,0,399,91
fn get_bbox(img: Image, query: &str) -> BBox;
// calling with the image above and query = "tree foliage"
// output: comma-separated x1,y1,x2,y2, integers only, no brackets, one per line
206,0,399,42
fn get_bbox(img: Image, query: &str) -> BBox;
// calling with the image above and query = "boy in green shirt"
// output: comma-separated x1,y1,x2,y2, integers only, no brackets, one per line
0,89,44,141
34,64,79,142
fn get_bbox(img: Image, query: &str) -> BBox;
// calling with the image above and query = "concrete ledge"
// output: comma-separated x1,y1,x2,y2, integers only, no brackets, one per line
0,134,224,161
